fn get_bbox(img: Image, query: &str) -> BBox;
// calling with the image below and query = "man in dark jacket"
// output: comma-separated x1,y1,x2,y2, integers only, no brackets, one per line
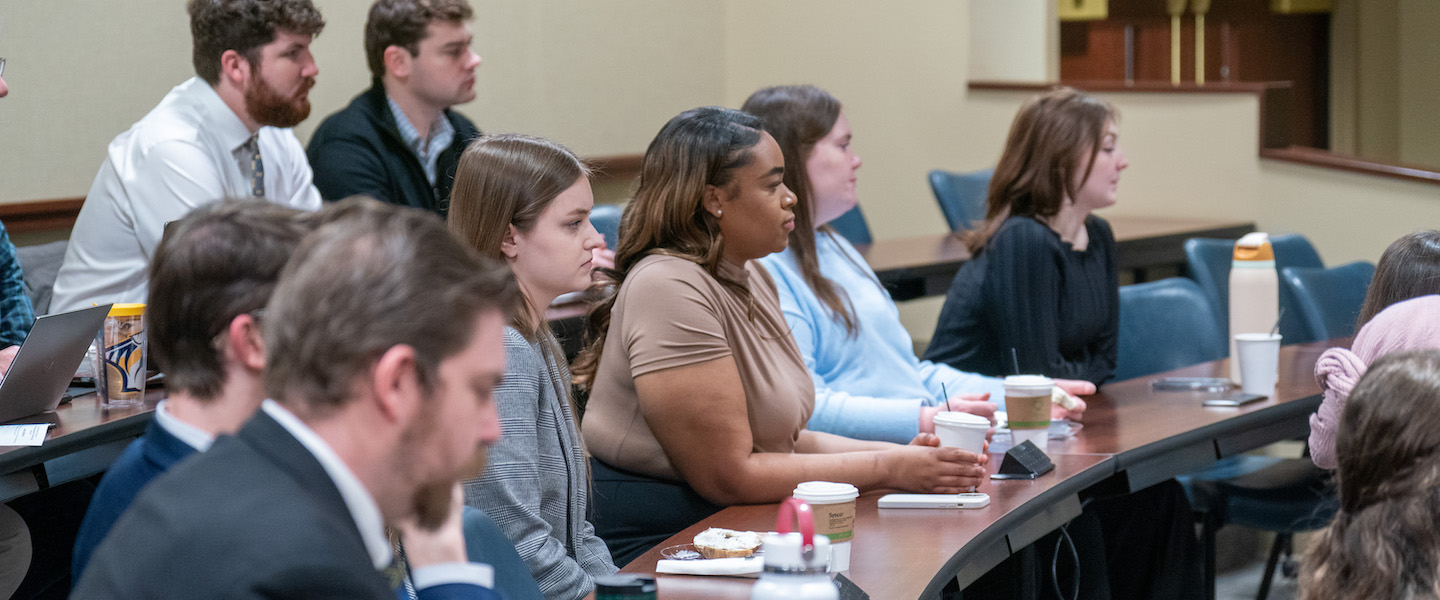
74,199,516,599
308,0,482,218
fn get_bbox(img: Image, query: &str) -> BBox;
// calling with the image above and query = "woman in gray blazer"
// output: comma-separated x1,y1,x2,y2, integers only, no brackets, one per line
448,134,618,599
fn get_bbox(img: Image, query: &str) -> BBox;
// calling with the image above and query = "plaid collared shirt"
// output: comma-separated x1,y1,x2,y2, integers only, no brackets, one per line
387,96,455,187
0,222,36,347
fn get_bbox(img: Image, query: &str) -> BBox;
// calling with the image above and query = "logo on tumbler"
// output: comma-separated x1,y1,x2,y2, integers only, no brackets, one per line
105,335,145,394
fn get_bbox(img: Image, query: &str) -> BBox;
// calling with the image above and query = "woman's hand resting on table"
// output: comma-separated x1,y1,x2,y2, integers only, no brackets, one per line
876,435,988,494
1052,379,1094,421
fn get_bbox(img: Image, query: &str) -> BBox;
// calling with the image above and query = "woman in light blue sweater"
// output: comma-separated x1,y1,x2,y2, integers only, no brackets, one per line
745,86,1091,443
448,134,617,599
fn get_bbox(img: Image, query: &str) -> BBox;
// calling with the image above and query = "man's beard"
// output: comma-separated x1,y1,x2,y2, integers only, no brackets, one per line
245,72,314,128
407,433,491,530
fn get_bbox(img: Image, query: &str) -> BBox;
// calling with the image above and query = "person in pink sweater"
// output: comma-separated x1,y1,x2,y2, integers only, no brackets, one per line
1310,294,1440,469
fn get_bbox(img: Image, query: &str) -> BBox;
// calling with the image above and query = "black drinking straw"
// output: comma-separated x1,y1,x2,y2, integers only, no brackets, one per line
1010,348,1021,375
942,383,953,411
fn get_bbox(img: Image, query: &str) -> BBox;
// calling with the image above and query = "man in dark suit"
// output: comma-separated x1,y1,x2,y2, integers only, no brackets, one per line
71,200,316,580
74,199,517,599
307,0,483,218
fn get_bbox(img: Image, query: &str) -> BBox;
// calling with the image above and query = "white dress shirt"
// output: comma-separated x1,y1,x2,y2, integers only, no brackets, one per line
50,77,322,314
152,400,214,452
260,400,494,591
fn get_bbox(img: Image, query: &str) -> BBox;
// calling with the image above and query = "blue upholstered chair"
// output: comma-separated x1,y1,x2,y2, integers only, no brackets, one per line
1115,278,1227,381
1116,277,1334,600
14,239,68,316
589,204,624,250
1183,234,1324,345
927,168,993,233
1182,456,1335,600
1280,262,1376,343
827,205,873,246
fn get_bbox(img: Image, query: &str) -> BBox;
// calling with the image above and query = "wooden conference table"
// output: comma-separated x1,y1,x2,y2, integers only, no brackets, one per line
618,340,1332,599
0,390,160,503
861,216,1256,300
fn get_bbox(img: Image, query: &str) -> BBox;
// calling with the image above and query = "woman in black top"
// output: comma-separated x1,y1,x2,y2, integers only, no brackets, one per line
928,89,1204,600
926,87,1128,385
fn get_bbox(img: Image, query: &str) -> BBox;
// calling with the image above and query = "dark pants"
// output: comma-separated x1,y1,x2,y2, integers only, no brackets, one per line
589,458,723,567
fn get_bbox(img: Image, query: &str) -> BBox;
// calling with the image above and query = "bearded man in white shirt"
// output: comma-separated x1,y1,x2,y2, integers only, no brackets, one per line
50,0,327,313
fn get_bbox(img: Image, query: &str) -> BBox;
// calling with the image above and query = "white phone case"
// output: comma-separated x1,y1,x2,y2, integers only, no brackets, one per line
877,492,991,509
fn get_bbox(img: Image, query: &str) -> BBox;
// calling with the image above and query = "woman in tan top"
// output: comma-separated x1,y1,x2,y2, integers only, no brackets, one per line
575,106,988,564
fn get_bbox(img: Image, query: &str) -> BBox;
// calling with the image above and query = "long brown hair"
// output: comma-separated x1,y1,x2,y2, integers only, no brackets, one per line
572,106,765,386
1300,350,1440,600
447,133,590,339
1355,230,1440,330
741,85,861,336
967,87,1116,253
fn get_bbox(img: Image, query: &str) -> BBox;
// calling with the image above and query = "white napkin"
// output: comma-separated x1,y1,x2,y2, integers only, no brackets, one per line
655,556,763,577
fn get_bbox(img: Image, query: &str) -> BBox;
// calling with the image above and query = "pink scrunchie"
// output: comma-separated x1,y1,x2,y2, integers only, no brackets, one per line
1310,294,1440,469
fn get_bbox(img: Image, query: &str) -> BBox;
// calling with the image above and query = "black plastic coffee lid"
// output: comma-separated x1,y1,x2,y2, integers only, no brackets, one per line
594,575,657,593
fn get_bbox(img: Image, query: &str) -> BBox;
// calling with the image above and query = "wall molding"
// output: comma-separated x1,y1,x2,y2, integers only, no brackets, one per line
0,153,649,236
969,80,1440,188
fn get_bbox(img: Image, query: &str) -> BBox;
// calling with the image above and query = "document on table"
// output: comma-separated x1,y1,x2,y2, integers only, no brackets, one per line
0,424,49,446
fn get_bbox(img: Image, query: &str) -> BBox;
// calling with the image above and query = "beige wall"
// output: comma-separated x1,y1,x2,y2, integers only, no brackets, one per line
968,0,1057,83
0,0,723,203
1396,0,1440,169
722,0,969,243
1329,0,1440,169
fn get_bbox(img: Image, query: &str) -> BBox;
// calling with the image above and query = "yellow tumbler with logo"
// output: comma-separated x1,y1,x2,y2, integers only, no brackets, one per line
93,303,147,408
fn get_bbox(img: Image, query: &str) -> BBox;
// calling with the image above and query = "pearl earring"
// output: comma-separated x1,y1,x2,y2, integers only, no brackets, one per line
715,210,723,217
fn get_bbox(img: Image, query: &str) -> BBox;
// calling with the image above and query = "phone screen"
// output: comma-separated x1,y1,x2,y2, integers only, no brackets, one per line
1202,391,1266,407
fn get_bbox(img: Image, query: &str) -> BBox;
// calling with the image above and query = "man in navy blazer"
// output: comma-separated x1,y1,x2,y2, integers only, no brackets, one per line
71,200,316,579
74,199,517,599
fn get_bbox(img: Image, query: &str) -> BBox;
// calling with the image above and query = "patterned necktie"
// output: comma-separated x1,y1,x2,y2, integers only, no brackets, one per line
382,542,418,600
247,135,265,198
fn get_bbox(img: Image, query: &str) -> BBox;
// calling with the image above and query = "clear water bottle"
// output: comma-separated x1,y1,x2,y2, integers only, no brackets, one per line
751,498,838,600
1227,232,1278,383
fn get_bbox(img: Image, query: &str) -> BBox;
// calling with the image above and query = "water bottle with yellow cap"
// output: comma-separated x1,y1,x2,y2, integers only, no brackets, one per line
1228,233,1278,383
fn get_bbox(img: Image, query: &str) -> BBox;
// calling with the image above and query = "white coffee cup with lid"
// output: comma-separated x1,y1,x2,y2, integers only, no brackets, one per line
932,411,990,457
791,481,859,572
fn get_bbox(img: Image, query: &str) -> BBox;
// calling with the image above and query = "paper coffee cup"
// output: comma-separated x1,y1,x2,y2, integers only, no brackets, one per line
932,411,989,457
1235,333,1282,396
792,481,858,572
1005,375,1053,453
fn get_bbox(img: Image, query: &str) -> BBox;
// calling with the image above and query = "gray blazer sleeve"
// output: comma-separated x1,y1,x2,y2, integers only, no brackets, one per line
464,329,605,600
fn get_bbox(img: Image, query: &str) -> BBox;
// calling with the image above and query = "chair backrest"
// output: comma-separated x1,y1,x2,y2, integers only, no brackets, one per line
14,239,68,316
927,168,993,232
589,204,623,250
1280,261,1376,342
827,205,873,246
1183,233,1324,345
1116,277,1228,381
